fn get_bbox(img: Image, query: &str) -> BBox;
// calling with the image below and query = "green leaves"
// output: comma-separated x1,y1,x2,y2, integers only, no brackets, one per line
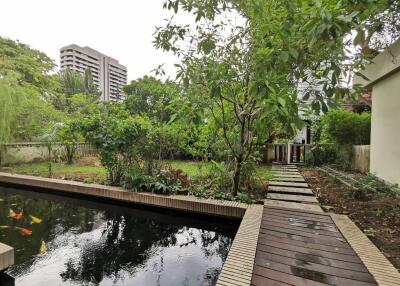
279,51,289,62
354,71,370,82
337,11,360,23
288,48,299,60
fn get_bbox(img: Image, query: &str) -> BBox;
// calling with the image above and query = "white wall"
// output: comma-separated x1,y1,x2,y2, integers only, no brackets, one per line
370,72,400,185
293,126,308,144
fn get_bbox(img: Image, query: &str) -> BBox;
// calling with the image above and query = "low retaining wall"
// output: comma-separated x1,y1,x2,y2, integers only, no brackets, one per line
0,172,247,219
352,145,370,173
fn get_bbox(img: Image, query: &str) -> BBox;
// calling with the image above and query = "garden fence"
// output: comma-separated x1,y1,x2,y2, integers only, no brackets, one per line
352,145,370,173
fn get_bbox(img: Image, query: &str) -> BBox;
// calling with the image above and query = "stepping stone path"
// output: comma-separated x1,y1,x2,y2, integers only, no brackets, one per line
267,164,322,211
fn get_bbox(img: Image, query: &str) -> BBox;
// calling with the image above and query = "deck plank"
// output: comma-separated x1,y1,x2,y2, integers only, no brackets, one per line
251,206,379,286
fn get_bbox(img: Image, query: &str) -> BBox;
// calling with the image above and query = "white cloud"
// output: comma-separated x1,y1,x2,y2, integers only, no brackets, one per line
0,0,184,81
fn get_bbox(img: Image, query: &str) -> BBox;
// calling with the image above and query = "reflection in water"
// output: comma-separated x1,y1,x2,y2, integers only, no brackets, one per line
0,273,15,286
0,186,238,286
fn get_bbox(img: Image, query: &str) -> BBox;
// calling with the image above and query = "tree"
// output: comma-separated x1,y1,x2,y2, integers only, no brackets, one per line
0,74,23,143
59,120,82,164
154,0,398,195
123,76,179,122
80,104,151,185
0,37,61,142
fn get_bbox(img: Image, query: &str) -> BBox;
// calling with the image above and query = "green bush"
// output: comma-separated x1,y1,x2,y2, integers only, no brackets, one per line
311,109,371,168
80,104,151,185
321,109,371,145
308,144,337,166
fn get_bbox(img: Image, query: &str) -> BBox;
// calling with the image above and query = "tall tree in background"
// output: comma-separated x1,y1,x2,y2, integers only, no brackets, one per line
0,36,61,142
123,76,179,122
154,0,399,195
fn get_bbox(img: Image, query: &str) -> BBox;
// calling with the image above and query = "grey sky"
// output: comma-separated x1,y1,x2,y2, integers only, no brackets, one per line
0,0,183,81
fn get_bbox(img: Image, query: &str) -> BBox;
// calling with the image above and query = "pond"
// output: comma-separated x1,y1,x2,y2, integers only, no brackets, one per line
0,185,238,286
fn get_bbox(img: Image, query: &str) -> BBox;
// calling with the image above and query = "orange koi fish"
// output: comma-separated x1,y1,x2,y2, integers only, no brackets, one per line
9,209,23,220
15,227,32,236
8,209,17,218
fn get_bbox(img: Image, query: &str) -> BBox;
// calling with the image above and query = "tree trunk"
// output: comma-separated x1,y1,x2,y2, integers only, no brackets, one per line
48,145,52,177
232,158,242,196
232,116,246,196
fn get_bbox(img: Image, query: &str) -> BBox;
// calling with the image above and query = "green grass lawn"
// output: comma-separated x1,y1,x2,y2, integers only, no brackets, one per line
1,159,273,183
0,162,107,182
168,160,273,181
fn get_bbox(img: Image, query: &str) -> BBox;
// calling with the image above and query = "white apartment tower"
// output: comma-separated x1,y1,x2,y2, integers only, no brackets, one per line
60,44,128,101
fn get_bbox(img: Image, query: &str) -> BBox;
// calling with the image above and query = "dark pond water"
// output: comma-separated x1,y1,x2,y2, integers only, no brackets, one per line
0,186,238,286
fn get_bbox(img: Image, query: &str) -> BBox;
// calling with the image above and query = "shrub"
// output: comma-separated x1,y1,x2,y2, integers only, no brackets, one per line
321,109,371,146
311,109,371,168
80,104,150,185
308,144,337,166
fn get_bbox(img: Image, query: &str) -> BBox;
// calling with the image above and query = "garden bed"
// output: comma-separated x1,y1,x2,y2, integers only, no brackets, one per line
301,167,400,271
0,158,272,202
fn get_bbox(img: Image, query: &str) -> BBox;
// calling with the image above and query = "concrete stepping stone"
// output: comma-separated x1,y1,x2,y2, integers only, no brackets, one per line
264,200,323,212
272,170,301,175
272,171,300,176
270,177,306,182
269,181,308,188
271,175,304,181
268,186,313,195
272,170,300,173
272,167,298,170
272,172,301,176
272,174,303,178
267,193,319,203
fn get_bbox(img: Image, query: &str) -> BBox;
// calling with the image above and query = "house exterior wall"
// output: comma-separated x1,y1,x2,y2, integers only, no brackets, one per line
369,72,400,185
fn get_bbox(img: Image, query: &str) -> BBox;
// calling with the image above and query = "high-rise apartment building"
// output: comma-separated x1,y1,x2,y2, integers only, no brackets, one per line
60,44,128,102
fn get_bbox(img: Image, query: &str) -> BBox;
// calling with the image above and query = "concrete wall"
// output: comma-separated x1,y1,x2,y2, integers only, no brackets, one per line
0,143,96,166
352,145,370,173
353,39,400,185
370,72,400,185
353,40,400,87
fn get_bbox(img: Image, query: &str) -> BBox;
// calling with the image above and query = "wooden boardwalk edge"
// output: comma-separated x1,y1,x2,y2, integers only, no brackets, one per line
331,213,400,286
216,204,264,286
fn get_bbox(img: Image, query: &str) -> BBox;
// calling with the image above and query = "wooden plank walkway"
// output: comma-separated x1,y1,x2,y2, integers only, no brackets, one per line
249,164,399,285
251,206,378,286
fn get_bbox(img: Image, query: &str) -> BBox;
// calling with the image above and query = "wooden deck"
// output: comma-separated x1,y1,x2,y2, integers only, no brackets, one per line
251,206,378,286
248,164,399,286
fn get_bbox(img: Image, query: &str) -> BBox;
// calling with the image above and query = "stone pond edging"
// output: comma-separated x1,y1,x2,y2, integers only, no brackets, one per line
0,172,247,218
0,243,13,272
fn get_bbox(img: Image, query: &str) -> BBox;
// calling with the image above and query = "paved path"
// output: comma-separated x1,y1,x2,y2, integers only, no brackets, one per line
249,164,400,286
267,164,322,209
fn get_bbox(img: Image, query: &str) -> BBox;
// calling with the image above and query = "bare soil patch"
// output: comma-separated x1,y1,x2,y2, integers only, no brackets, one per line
301,167,400,271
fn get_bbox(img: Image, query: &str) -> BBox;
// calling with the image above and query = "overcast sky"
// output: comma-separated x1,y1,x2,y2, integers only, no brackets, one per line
0,0,185,81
